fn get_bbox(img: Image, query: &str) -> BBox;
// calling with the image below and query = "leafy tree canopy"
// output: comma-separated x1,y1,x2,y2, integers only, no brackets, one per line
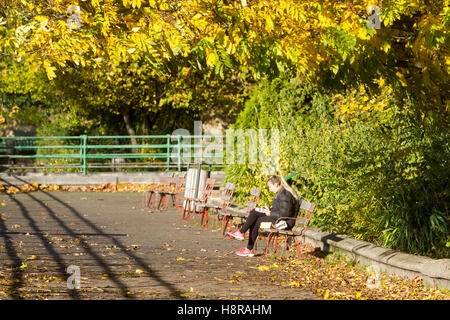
0,0,448,134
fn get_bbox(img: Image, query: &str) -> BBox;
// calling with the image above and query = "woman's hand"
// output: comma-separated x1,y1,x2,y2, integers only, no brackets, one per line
262,206,270,216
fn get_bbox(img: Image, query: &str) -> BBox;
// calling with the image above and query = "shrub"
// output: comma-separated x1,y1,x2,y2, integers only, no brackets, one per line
226,77,449,258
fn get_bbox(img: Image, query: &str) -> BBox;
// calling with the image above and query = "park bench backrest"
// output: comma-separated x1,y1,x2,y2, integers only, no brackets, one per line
220,182,235,210
296,199,316,227
175,176,185,189
245,188,261,214
162,176,173,186
199,178,216,202
159,176,175,192
221,183,235,200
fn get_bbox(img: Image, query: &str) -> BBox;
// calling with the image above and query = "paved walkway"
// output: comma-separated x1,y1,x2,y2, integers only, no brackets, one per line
0,191,318,300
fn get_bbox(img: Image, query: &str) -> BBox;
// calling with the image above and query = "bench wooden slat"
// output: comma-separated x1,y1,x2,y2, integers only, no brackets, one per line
218,210,247,218
299,199,314,212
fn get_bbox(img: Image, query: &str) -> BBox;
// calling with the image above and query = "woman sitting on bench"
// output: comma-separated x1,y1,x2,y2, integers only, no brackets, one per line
227,175,299,257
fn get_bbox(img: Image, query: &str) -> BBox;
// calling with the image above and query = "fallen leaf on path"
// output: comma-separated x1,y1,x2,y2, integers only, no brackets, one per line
257,265,270,271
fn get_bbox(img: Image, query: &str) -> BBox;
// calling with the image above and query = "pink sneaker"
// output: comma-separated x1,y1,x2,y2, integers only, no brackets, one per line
227,230,244,240
235,247,254,257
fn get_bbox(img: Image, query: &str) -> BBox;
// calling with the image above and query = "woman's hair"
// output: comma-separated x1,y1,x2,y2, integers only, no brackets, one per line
267,175,299,200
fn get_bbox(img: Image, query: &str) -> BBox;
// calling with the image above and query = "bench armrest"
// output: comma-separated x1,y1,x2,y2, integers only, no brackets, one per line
273,216,310,230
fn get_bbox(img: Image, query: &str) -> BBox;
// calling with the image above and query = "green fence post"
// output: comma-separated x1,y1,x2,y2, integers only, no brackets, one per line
166,134,170,170
80,135,87,175
177,135,181,172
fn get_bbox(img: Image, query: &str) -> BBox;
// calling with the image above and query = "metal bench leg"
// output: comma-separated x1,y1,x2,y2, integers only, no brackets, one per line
293,237,304,260
200,207,205,227
157,194,164,210
264,233,274,256
158,194,164,210
200,208,209,228
144,191,153,209
163,194,170,210
191,201,196,222
182,200,189,220
273,234,279,253
222,216,233,237
171,194,176,208
150,192,155,209
186,200,192,221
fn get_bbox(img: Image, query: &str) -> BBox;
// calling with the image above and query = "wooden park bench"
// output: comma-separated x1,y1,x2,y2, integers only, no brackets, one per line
217,187,261,237
194,182,236,230
192,182,236,229
257,199,316,259
181,178,216,222
158,176,179,210
142,173,175,210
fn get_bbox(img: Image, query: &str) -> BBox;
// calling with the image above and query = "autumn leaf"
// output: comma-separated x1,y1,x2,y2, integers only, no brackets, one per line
43,61,57,80
257,265,270,271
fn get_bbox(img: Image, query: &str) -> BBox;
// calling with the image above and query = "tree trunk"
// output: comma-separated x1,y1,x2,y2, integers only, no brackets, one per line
123,107,137,153
142,112,149,136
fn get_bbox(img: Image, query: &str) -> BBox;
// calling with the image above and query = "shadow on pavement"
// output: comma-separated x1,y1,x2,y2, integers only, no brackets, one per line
0,177,184,300
0,210,24,299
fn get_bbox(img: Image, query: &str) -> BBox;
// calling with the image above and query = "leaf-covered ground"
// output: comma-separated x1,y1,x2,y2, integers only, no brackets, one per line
0,185,448,300
0,182,157,194
237,244,449,300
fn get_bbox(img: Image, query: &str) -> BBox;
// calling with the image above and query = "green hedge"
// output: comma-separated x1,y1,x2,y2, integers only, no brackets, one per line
225,77,449,259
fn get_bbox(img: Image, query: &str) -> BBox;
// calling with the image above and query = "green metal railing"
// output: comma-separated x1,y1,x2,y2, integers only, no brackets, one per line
0,135,226,174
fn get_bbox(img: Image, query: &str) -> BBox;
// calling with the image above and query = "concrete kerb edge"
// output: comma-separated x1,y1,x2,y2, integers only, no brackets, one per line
303,227,450,290
0,171,226,186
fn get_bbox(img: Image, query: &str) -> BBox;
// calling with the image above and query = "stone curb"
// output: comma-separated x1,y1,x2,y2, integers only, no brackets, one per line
304,227,450,290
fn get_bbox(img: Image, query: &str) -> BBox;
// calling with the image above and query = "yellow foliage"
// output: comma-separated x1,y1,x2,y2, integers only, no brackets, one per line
43,61,56,80
334,84,394,121
1,0,448,118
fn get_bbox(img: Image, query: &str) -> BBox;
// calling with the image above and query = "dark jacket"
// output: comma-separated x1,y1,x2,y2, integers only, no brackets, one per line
270,187,299,229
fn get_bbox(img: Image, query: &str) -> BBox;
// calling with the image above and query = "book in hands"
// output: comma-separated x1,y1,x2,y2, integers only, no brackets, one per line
255,206,269,214
274,220,287,230
259,220,288,230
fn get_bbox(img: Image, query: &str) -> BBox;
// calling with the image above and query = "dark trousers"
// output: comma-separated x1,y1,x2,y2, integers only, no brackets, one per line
239,209,277,250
